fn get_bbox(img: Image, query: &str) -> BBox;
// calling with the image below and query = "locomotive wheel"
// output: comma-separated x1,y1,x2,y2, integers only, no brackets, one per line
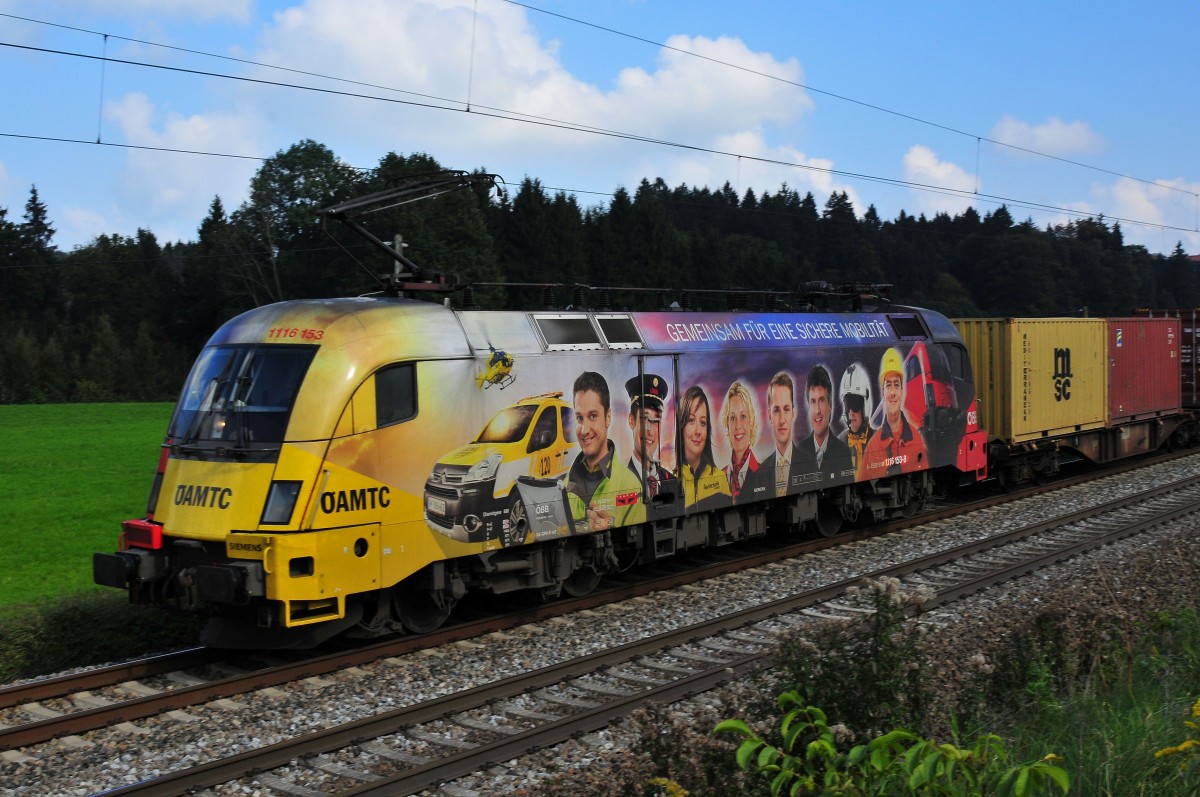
503,493,528,548
562,566,602,597
813,500,843,538
395,588,453,634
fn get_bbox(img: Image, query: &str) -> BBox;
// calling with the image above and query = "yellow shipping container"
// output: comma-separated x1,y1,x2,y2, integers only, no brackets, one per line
953,318,1107,444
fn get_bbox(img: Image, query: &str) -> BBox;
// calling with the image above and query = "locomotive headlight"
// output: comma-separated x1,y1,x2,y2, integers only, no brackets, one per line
465,453,503,483
261,480,303,525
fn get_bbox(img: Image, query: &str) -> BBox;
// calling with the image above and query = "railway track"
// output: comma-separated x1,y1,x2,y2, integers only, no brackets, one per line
1,448,1157,754
8,457,1199,796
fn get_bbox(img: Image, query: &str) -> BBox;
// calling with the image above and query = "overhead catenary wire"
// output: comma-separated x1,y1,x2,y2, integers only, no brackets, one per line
504,0,1194,199
0,9,1196,240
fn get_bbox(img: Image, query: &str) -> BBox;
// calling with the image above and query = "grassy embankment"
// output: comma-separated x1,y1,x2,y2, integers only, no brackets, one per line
0,404,200,678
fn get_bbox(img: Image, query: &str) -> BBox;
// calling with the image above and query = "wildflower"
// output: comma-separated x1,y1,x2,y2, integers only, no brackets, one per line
647,776,688,797
830,723,856,745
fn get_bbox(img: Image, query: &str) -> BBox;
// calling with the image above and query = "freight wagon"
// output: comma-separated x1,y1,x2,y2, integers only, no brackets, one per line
953,316,1186,487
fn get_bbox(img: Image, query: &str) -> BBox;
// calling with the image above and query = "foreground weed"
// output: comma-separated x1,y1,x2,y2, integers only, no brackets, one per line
717,691,1070,796
781,577,931,738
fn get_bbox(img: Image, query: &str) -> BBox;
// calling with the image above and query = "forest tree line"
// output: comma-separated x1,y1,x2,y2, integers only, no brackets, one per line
1,139,1196,404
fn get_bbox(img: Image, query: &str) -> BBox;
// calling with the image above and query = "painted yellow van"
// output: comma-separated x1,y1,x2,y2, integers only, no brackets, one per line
423,392,575,547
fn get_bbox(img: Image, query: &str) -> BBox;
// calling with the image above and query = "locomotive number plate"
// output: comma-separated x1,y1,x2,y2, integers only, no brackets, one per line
427,496,447,515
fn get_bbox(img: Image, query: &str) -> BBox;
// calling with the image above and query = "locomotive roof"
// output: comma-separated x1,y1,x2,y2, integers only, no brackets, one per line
211,296,963,361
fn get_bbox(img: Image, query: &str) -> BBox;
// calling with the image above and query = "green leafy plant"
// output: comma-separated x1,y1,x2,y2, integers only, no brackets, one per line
716,691,1070,796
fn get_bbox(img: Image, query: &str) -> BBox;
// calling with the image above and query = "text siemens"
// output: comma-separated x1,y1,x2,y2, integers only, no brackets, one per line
321,487,391,514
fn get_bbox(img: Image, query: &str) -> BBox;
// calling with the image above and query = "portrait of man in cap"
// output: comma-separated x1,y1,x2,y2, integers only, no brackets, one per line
625,372,675,499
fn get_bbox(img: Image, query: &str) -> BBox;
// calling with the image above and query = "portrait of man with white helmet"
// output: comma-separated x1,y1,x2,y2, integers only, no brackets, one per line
836,362,874,472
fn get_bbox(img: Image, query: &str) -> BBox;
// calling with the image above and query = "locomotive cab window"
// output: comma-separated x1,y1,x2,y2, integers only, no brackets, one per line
942,343,972,382
168,344,316,448
533,314,603,351
888,314,929,340
376,363,417,427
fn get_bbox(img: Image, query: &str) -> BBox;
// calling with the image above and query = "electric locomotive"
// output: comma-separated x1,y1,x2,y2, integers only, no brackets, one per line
93,175,989,648
93,294,990,647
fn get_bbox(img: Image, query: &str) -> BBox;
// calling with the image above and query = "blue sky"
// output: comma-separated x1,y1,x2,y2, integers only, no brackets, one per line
0,0,1196,257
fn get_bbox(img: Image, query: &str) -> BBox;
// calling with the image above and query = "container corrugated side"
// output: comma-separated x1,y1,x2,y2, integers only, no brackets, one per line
953,318,1107,444
1132,308,1200,407
953,319,1011,443
1107,317,1181,423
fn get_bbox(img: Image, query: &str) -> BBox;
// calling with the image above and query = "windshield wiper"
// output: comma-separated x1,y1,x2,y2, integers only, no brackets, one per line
215,445,276,459
178,378,223,446
232,375,251,449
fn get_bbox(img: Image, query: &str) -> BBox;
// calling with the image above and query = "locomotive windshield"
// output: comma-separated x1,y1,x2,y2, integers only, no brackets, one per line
169,344,317,449
475,405,537,444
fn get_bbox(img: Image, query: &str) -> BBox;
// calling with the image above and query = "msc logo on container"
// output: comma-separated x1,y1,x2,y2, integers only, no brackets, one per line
1053,347,1073,402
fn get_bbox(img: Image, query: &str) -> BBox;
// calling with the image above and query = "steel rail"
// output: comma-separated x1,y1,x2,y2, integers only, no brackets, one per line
92,472,1200,797
0,648,214,710
2,450,1191,752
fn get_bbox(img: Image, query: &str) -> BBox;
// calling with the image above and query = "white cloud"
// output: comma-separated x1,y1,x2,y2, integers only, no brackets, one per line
607,34,809,138
103,92,263,241
1104,175,1200,253
651,130,857,209
990,115,1104,157
903,145,976,217
246,1,813,193
59,205,109,250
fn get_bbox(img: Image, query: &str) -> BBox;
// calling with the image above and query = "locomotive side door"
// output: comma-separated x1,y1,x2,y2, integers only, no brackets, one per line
628,355,682,515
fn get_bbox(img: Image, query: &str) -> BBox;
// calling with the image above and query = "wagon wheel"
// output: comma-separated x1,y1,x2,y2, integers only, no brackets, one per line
562,566,602,597
1029,456,1052,485
502,492,528,548
995,467,1017,494
394,587,454,634
899,490,923,518
813,499,843,538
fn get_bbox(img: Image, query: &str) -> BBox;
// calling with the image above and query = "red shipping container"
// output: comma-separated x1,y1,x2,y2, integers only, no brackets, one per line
1134,308,1200,406
1107,317,1181,424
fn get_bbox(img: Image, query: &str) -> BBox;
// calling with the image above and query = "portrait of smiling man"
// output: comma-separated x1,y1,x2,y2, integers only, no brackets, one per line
798,364,854,484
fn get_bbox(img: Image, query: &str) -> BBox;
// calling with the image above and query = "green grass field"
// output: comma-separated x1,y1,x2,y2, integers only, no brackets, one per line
0,403,173,608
